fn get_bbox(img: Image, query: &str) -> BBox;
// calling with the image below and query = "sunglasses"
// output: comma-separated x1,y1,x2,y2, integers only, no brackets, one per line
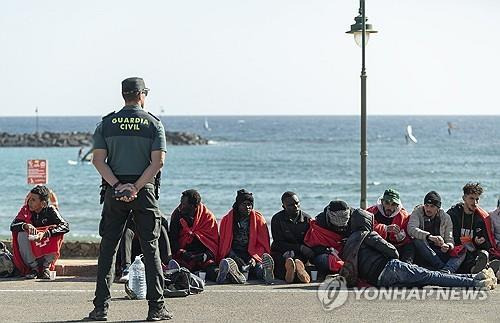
141,88,150,96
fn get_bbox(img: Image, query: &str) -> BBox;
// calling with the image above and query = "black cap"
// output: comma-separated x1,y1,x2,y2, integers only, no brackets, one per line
424,191,441,208
122,77,148,94
233,189,254,209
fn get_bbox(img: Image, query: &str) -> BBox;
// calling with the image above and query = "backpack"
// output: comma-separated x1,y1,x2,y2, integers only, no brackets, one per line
0,242,15,278
163,267,205,298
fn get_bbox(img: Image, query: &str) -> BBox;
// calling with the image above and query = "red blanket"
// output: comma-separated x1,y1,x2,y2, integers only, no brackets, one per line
367,205,411,247
303,219,344,272
174,203,219,262
217,209,270,263
11,205,63,275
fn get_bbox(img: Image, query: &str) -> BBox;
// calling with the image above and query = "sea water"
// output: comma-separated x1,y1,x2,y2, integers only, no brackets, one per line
0,115,499,239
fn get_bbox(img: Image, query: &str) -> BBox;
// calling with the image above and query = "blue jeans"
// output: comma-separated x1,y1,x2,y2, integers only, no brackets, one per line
378,259,477,288
413,239,465,273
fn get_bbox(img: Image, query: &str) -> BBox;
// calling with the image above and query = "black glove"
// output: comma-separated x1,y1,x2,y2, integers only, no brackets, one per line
299,244,315,259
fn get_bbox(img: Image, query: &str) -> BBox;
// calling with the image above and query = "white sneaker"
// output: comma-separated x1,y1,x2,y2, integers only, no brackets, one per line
475,268,495,281
119,271,129,283
476,278,495,290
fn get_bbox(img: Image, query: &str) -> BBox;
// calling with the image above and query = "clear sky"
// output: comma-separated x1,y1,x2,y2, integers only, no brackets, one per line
1,0,498,116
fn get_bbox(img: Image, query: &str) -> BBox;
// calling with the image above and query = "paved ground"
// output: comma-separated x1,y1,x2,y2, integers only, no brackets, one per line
0,276,498,322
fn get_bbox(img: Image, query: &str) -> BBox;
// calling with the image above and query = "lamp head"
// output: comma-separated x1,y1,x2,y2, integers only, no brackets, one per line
346,14,377,47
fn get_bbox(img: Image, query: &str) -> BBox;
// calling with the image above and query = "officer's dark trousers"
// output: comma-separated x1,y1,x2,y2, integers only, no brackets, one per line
93,184,164,310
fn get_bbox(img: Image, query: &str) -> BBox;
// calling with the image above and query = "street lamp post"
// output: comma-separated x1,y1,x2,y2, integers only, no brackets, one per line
346,0,377,209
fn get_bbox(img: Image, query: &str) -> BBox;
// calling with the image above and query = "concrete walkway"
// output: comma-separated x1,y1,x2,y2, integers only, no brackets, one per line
0,275,498,322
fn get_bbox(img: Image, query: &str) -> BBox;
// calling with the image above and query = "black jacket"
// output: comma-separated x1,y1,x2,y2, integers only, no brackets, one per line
10,205,69,237
270,210,311,256
340,208,399,286
447,203,491,250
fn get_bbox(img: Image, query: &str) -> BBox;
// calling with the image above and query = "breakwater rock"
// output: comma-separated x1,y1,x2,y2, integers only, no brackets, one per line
2,240,100,258
0,131,208,147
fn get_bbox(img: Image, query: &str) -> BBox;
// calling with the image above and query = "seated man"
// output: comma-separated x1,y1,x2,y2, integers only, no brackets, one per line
10,185,69,279
367,188,414,263
340,205,496,290
168,189,218,281
447,182,500,274
303,200,351,276
408,191,464,273
217,189,273,284
270,191,313,283
116,213,171,283
489,199,500,250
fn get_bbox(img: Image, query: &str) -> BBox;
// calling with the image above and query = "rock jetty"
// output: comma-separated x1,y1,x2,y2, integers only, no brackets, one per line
0,131,208,147
1,240,100,258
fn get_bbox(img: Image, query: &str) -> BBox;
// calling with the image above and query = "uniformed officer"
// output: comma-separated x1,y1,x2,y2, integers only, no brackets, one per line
88,77,172,321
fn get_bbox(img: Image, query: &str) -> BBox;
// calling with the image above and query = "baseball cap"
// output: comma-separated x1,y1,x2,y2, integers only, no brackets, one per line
122,77,149,94
382,188,401,205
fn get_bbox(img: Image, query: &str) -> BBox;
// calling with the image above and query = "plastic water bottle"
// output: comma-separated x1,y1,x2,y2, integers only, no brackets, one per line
128,256,146,299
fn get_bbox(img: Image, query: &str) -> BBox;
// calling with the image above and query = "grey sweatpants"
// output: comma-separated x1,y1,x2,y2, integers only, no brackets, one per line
17,231,56,269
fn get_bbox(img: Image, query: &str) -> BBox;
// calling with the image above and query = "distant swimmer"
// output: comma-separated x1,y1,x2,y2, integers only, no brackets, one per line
77,147,83,162
405,125,417,144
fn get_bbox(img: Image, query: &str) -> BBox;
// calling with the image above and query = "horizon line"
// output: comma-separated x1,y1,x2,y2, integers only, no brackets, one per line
1,114,500,118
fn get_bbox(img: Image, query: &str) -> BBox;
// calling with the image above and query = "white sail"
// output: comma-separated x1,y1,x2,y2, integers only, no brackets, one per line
204,117,211,131
405,125,417,144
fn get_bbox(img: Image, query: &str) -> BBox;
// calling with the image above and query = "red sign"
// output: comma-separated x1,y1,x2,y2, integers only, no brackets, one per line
27,159,48,185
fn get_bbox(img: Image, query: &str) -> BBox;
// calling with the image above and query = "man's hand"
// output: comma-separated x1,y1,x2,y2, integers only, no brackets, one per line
429,235,444,247
34,231,46,242
440,244,451,253
386,224,400,234
115,183,138,202
23,223,38,235
474,236,486,246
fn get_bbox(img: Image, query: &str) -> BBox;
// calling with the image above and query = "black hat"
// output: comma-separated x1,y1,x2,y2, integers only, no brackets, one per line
233,189,254,209
122,77,148,94
424,191,441,208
